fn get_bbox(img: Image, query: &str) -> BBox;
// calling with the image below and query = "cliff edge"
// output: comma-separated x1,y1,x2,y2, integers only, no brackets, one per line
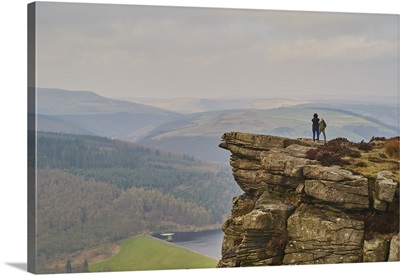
218,132,399,267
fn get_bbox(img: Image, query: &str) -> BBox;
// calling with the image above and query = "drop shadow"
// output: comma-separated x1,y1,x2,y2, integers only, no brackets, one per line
6,262,27,272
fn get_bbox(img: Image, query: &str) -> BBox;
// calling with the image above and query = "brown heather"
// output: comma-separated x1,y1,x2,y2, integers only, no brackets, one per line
384,137,400,159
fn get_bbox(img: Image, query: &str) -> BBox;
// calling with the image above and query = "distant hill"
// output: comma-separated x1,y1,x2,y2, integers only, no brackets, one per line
139,106,399,162
36,88,178,115
32,88,399,163
32,88,183,141
119,96,310,114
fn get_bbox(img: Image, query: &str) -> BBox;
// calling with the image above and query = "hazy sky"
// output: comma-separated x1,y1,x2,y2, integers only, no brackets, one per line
35,2,399,99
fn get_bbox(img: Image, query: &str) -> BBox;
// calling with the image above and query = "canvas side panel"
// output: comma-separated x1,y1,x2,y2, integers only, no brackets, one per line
27,2,37,274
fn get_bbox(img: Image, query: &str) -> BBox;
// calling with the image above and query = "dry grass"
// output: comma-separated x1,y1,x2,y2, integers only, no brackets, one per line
384,137,400,159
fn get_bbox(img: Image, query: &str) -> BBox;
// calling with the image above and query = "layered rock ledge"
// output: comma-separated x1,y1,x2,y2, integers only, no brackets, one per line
218,132,399,267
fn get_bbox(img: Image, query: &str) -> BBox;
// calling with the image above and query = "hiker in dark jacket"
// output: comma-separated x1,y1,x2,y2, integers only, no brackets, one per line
311,113,320,141
319,118,327,143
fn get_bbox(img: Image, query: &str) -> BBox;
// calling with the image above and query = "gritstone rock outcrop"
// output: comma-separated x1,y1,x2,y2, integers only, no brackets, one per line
218,132,399,267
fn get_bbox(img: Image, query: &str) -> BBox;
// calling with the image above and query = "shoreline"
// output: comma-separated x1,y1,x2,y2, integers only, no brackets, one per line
145,235,221,261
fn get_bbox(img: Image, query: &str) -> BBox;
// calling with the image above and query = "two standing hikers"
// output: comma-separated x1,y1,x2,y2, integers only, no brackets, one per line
311,113,327,142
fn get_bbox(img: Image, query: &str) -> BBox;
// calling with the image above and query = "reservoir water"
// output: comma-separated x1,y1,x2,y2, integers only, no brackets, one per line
152,229,224,260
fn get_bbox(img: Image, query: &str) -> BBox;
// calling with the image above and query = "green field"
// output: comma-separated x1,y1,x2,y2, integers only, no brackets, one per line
89,236,219,272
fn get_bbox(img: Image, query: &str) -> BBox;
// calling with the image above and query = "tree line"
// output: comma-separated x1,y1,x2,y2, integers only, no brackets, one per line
34,132,240,223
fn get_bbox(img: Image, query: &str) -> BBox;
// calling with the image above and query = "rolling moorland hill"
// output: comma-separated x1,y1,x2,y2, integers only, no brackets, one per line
31,87,183,141
139,106,398,162
119,96,311,114
34,87,178,116
32,88,398,164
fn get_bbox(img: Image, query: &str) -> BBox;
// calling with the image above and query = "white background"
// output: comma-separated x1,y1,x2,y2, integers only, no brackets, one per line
1,1,399,275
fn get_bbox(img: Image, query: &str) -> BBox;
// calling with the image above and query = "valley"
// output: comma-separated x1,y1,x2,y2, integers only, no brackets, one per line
29,87,399,272
31,131,240,273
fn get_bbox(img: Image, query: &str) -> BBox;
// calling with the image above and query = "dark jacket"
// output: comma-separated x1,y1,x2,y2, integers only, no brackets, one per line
312,117,320,129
